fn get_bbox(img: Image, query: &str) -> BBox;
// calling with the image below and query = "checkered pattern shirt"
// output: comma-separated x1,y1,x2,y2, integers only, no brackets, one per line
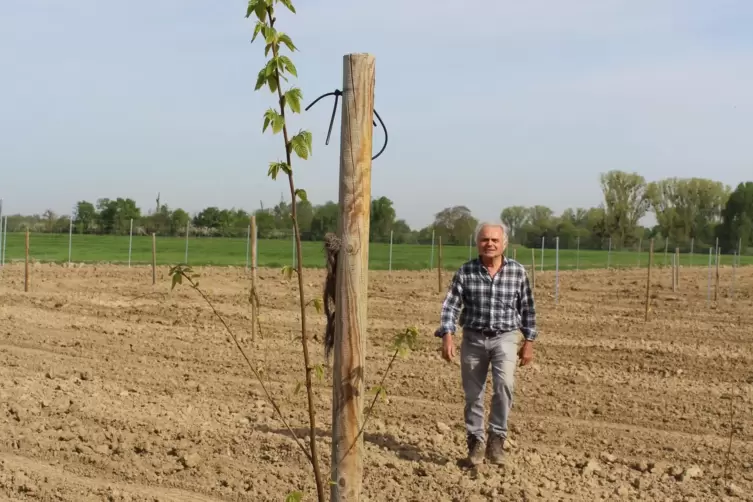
436,257,538,341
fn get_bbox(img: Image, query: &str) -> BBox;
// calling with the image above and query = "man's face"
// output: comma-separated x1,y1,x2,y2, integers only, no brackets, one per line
476,225,507,258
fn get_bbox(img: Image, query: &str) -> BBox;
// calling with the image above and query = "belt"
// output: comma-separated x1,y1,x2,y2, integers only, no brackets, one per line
467,327,503,337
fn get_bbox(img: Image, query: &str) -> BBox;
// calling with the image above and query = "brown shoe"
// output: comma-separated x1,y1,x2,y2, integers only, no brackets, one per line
486,433,505,465
467,435,485,466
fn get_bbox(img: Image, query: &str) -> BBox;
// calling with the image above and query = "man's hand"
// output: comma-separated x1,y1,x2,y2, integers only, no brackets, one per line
441,333,456,362
518,340,534,366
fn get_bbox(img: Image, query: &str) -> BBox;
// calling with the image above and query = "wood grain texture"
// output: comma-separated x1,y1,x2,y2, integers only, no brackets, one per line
330,53,375,502
251,215,257,342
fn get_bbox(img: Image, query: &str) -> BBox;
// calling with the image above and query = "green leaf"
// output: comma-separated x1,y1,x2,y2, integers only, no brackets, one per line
277,55,297,77
254,0,268,22
171,271,182,290
313,364,324,382
264,58,277,77
284,88,303,113
251,21,267,43
281,265,296,280
294,188,308,202
245,0,259,18
262,108,284,134
255,61,279,93
278,33,296,52
267,161,291,180
254,68,268,92
285,492,303,502
278,0,296,14
369,385,387,401
393,326,419,356
311,297,323,314
263,25,277,45
288,130,313,160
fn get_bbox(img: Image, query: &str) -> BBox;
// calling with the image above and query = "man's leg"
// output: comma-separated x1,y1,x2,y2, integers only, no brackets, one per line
460,329,490,465
486,331,519,464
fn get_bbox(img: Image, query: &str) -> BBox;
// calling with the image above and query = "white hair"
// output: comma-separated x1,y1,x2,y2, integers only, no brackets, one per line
474,221,509,244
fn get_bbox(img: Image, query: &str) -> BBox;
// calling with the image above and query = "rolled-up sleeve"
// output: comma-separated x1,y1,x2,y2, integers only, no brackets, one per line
436,272,464,337
517,271,537,341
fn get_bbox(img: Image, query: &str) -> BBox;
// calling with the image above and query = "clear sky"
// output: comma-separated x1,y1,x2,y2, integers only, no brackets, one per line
1,0,751,229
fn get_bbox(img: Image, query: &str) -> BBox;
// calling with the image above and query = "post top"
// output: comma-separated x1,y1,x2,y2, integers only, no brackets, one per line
343,52,375,59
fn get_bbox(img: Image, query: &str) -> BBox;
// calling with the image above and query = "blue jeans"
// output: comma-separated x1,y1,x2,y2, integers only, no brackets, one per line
460,329,519,442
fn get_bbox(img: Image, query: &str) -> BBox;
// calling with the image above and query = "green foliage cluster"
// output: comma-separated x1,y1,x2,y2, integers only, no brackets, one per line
502,172,750,253
6,173,752,254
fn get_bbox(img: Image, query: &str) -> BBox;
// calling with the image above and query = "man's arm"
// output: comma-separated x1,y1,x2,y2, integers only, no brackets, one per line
435,271,464,338
517,270,537,342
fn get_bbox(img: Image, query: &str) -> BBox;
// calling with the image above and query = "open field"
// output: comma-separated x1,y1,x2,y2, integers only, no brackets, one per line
2,232,751,271
0,263,752,501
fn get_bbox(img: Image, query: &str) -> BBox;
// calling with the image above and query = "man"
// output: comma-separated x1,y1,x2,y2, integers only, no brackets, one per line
435,221,537,466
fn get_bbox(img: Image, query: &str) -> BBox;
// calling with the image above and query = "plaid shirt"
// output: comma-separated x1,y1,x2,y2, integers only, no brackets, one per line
436,257,538,341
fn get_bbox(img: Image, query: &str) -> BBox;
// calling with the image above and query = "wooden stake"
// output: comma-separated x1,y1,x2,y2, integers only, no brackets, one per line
250,215,258,342
24,230,30,292
675,247,680,290
671,254,676,292
531,248,536,290
437,236,443,293
645,239,653,321
331,52,374,502
151,233,157,285
714,247,720,302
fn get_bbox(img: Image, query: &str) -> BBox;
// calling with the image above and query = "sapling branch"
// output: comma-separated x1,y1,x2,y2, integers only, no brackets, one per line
248,1,326,499
337,327,419,465
169,265,311,463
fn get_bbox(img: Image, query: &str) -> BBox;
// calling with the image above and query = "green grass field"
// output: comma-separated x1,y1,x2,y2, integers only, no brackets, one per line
0,232,749,271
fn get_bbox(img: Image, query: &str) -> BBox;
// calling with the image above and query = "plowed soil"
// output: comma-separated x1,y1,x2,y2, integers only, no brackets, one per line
0,262,752,501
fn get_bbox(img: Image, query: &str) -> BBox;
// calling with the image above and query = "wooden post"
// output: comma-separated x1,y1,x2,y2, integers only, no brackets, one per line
531,248,536,289
437,236,443,293
645,239,653,321
24,230,30,292
512,247,517,261
714,247,720,301
151,233,157,285
671,254,676,292
331,52,375,502
675,247,680,290
250,215,258,342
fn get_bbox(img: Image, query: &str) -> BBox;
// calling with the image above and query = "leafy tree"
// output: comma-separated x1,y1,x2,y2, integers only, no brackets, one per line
254,209,277,238
309,202,338,240
193,206,222,230
297,199,314,235
74,201,97,234
97,197,140,235
171,208,190,235
432,205,478,245
370,196,396,242
717,181,753,252
647,177,730,246
500,206,527,242
391,219,413,244
600,170,650,247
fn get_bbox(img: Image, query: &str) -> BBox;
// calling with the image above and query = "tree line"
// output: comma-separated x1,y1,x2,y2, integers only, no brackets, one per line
3,171,751,253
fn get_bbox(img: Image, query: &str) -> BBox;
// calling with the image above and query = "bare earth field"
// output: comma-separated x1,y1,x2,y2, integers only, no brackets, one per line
0,262,752,501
